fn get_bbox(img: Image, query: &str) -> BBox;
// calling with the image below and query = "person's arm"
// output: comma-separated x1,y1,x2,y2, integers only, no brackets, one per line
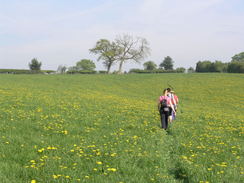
157,98,161,111
172,95,176,106
175,96,179,104
169,100,176,113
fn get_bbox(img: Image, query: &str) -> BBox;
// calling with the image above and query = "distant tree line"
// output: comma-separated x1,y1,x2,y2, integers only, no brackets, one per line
0,34,243,74
195,52,244,73
0,58,51,74
129,56,186,73
0,69,54,74
131,52,244,74
59,34,150,74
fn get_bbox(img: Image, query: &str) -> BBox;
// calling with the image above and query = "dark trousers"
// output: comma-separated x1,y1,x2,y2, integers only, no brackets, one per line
159,110,169,130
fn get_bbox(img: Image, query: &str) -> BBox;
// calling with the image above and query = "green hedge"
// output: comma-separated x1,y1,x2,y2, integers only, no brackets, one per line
0,69,30,74
99,70,107,74
0,69,55,74
41,70,56,74
129,69,179,74
66,70,97,74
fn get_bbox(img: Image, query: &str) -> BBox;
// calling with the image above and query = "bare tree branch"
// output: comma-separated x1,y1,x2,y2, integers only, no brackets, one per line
115,34,150,73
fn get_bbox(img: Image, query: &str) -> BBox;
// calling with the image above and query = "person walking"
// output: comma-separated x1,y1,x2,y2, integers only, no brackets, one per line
158,89,176,130
167,88,176,122
171,91,179,120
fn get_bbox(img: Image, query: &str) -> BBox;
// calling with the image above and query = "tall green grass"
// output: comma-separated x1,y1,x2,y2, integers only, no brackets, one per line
0,73,243,183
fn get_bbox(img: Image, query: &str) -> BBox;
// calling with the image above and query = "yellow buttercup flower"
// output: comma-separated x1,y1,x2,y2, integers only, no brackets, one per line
107,168,117,172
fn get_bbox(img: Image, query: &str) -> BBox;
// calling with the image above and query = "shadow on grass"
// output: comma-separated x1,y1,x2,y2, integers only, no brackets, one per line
157,124,174,135
169,165,189,183
165,123,175,135
166,128,173,135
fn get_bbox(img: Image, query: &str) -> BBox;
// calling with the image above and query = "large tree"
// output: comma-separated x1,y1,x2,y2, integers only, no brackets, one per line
231,52,244,62
210,61,227,72
76,59,96,71
115,34,150,73
90,39,119,73
195,61,211,72
175,67,186,73
68,66,78,73
187,67,195,73
57,65,67,74
143,61,157,70
159,56,174,70
196,60,228,72
29,58,42,71
227,62,244,73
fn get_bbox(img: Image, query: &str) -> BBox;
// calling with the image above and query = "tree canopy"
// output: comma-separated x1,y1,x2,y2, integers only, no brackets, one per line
227,62,244,73
57,65,67,74
159,56,174,70
143,61,157,70
175,67,186,73
187,67,195,73
196,60,228,72
29,58,42,71
115,34,150,73
76,59,96,71
231,52,244,62
90,39,119,73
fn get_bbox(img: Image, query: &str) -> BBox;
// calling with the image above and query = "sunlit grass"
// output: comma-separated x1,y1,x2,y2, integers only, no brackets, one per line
0,73,243,183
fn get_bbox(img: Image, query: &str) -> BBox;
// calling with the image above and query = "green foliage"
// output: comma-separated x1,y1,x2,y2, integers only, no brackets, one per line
143,61,157,70
129,69,177,73
57,65,67,74
66,70,97,74
76,59,96,71
0,74,243,183
231,52,244,62
29,58,42,71
195,60,242,73
90,35,150,74
0,69,31,74
210,61,228,72
227,62,244,73
195,60,227,73
68,66,78,72
196,60,212,72
129,69,151,73
0,69,54,74
90,39,119,73
187,67,195,73
159,56,174,70
175,67,186,73
42,70,56,74
99,70,107,74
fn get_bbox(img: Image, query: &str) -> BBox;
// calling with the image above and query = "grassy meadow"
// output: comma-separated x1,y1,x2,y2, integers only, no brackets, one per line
0,73,243,183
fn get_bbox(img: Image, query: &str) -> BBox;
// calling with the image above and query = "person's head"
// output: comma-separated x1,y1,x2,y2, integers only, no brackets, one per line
163,89,168,96
167,88,171,92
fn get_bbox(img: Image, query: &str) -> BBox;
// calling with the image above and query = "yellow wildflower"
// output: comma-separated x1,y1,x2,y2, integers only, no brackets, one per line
107,168,117,172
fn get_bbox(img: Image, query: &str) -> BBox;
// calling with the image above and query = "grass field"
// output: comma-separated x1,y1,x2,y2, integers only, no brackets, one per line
0,73,243,183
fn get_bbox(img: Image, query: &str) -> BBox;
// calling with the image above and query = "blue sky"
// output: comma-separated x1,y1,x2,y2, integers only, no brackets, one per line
0,0,243,71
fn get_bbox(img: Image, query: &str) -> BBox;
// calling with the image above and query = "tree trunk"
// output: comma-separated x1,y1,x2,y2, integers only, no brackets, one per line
118,60,124,74
107,63,112,74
